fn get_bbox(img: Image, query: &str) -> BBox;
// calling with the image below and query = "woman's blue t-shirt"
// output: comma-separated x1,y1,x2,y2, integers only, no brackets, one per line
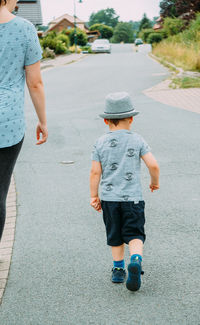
0,16,42,148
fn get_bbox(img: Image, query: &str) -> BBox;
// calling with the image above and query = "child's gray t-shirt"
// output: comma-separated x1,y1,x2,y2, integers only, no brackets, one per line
91,129,150,202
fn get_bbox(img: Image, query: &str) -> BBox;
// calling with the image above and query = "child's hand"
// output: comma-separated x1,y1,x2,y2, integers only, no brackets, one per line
150,184,160,192
90,197,102,212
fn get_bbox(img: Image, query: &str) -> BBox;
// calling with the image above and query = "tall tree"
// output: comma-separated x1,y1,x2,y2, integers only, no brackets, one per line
139,14,153,31
160,0,200,19
89,24,113,39
89,8,119,28
112,22,134,43
160,0,177,18
175,0,200,17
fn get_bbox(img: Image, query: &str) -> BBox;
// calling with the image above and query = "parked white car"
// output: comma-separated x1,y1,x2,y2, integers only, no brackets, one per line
91,39,111,53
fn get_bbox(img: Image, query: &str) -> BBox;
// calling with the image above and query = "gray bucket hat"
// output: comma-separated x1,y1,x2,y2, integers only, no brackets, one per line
99,92,139,119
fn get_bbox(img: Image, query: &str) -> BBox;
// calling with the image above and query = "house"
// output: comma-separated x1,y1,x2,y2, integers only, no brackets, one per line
15,0,43,26
153,16,163,30
86,30,101,43
48,13,100,42
48,14,88,32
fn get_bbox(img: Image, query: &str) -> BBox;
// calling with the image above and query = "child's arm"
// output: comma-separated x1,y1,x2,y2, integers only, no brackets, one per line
90,161,102,212
141,152,160,192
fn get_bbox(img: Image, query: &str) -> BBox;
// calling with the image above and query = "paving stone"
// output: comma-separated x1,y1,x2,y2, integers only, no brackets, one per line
1,234,15,242
0,271,9,280
5,211,16,218
0,248,12,256
4,223,15,230
2,229,15,237
0,241,13,249
5,217,16,225
0,262,10,271
0,279,6,289
144,81,200,114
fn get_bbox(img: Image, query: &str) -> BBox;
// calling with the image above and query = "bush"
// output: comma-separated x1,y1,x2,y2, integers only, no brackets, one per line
69,45,82,54
69,28,88,46
46,31,57,39
89,23,113,39
42,47,56,59
112,22,134,43
54,40,68,54
139,28,154,42
147,33,163,44
56,34,70,48
41,37,57,50
163,17,184,36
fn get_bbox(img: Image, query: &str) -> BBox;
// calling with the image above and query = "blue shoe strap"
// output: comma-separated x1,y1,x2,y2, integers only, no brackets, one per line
131,254,142,263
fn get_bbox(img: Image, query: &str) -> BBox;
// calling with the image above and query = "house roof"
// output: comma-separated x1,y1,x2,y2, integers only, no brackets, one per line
156,16,163,23
15,0,42,25
153,23,162,30
50,13,85,25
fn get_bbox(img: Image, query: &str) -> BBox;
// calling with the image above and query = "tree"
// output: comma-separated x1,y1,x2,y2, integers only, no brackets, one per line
112,22,134,43
139,14,153,31
89,8,119,28
69,28,88,46
89,24,113,39
175,0,200,19
163,17,184,36
160,0,177,18
160,0,200,20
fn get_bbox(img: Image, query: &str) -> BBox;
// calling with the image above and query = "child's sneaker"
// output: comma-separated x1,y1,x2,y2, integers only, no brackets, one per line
126,258,143,291
112,267,126,283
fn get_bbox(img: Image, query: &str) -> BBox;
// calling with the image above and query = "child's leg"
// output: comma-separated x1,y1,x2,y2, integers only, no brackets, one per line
126,239,144,291
112,244,125,261
111,244,126,283
128,239,143,257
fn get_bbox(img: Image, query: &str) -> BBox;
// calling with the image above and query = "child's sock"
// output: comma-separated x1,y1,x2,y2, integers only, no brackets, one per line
130,254,142,263
113,259,125,269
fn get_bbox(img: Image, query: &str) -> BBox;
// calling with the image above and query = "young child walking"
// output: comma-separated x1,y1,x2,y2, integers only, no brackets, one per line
90,92,160,291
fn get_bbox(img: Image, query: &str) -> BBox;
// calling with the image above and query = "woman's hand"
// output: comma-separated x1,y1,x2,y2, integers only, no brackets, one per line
36,123,48,145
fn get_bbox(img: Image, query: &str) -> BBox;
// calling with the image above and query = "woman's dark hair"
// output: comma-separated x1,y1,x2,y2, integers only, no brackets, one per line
0,0,7,5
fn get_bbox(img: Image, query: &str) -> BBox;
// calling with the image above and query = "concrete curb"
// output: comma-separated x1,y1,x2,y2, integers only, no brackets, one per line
41,53,87,72
0,176,16,305
144,52,200,114
149,53,200,79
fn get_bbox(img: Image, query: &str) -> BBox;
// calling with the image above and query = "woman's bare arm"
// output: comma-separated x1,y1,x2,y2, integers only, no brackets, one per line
25,61,48,145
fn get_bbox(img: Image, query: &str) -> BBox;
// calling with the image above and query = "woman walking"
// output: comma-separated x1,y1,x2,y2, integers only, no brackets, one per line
0,0,48,240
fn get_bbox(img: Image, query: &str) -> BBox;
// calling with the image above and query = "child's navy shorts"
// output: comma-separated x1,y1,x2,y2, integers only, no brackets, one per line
101,201,146,246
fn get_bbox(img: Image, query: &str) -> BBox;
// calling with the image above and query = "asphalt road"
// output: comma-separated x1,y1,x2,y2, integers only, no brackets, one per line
0,44,200,325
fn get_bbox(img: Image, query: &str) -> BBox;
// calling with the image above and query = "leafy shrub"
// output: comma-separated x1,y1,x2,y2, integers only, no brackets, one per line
69,45,82,54
139,28,154,42
42,47,56,59
46,31,57,39
41,37,57,50
80,45,92,53
112,22,134,43
55,40,68,54
56,34,70,48
163,17,184,36
69,28,88,46
147,33,163,44
89,23,113,39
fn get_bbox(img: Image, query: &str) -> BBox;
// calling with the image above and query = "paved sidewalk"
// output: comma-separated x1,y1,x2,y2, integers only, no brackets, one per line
41,53,87,71
0,177,16,304
144,79,200,114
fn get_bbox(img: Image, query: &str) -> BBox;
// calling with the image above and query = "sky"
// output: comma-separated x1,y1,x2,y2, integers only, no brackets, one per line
40,0,161,25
